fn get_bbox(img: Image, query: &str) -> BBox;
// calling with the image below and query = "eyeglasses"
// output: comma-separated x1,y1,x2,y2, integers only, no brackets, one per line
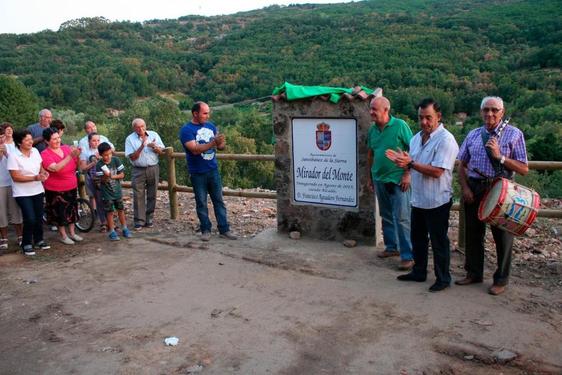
482,107,502,113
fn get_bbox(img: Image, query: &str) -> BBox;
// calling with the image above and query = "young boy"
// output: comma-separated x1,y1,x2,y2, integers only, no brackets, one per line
95,142,131,241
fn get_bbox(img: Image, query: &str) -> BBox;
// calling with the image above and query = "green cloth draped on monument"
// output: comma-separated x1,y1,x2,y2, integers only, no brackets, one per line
272,82,375,103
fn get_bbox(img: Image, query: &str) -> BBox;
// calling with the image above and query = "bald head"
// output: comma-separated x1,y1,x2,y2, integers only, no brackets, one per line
369,96,391,126
84,121,97,135
371,96,390,109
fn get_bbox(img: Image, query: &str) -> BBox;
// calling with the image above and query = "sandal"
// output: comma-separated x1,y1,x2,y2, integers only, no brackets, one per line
99,224,108,233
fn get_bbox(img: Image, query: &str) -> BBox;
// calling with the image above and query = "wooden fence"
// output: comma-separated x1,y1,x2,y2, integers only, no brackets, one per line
104,148,561,247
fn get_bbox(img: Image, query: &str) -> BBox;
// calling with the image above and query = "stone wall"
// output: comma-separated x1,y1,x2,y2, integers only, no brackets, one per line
273,98,377,244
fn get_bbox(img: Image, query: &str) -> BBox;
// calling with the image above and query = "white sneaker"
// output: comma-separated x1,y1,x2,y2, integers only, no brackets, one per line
69,234,83,242
60,236,75,245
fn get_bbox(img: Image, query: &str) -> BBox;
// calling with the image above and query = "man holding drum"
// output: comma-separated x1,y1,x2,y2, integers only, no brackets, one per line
456,96,528,296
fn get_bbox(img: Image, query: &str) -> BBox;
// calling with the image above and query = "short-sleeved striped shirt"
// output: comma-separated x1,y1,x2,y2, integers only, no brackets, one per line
410,124,459,209
458,124,527,179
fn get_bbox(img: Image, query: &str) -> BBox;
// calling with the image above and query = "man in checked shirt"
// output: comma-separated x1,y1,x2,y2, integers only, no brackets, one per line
456,96,529,296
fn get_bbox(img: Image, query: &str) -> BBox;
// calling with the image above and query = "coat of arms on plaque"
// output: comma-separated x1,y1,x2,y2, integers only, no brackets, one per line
315,122,332,151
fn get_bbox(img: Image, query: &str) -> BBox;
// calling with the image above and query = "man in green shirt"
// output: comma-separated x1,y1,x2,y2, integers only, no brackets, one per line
367,96,414,270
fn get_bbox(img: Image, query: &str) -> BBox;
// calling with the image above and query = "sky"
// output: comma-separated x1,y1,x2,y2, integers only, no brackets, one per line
0,0,355,34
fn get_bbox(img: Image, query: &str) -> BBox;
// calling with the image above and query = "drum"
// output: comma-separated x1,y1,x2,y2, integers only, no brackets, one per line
478,178,540,236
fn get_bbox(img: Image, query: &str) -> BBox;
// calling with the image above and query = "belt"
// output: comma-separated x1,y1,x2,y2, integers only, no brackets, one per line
133,164,158,169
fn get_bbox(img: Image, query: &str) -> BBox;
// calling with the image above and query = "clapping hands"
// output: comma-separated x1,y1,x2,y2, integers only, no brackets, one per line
385,149,411,169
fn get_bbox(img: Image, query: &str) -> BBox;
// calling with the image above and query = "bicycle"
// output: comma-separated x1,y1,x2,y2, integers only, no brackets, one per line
42,196,94,233
75,197,94,232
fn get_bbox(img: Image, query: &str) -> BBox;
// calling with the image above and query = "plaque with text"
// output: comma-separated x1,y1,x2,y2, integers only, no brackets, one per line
292,118,357,208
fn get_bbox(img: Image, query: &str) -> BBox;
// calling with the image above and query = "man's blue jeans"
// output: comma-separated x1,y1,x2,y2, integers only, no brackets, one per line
374,181,413,260
190,169,229,234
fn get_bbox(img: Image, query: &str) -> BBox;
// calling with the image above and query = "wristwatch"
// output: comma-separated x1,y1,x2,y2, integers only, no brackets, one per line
500,155,506,164
407,160,414,169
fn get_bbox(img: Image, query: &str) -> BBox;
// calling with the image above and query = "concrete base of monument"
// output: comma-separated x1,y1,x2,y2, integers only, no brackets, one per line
0,228,560,374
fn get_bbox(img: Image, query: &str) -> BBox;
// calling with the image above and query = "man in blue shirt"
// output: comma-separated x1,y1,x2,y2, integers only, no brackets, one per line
179,102,237,241
456,96,528,296
27,109,52,152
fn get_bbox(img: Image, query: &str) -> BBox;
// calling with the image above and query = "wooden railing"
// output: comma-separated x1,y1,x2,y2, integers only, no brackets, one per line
101,148,561,248
112,148,276,220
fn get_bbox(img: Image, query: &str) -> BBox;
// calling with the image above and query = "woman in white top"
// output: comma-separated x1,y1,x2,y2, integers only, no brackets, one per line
0,123,23,252
7,130,50,256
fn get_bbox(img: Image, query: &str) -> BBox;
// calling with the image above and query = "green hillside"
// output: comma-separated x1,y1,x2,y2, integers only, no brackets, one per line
0,0,559,112
0,0,561,191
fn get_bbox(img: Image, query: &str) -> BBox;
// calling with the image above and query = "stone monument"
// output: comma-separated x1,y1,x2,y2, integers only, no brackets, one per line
272,86,382,244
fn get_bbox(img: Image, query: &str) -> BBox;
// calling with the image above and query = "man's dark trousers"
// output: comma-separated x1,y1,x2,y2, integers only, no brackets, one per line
410,200,453,286
463,181,514,286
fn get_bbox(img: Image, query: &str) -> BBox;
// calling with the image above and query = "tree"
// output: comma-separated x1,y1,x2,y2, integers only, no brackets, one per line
0,75,38,127
108,97,186,183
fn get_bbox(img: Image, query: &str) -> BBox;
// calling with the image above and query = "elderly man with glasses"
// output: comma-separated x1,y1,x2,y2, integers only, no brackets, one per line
456,96,528,296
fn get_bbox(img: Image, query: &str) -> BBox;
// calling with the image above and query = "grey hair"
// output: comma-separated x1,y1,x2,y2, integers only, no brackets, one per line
480,96,504,110
84,120,95,129
131,118,145,128
38,108,51,118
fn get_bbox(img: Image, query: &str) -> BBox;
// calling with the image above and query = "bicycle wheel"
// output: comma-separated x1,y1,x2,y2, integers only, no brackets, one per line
76,198,95,232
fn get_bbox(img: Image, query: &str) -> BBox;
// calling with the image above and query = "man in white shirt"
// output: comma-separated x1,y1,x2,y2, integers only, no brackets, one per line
78,121,114,150
387,98,459,292
125,118,165,230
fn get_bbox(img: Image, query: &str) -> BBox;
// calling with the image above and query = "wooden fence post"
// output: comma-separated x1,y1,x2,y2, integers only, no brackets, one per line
165,146,178,220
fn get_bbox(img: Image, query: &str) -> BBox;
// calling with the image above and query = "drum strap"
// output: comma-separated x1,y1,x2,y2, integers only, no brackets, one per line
481,125,513,179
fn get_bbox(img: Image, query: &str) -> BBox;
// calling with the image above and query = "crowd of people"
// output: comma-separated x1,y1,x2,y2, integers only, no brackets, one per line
0,95,527,296
0,102,238,257
0,110,136,255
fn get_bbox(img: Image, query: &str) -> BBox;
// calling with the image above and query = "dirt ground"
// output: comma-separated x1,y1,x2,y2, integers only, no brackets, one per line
0,190,561,375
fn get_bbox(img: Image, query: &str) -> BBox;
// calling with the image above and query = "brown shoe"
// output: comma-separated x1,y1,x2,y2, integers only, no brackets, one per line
378,250,400,258
455,276,483,286
488,285,506,296
398,260,414,271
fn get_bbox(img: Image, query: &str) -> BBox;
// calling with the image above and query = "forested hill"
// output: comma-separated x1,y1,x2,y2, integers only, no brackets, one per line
0,0,560,161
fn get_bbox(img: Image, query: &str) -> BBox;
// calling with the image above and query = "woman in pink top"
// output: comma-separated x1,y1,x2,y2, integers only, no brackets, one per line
41,127,82,245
